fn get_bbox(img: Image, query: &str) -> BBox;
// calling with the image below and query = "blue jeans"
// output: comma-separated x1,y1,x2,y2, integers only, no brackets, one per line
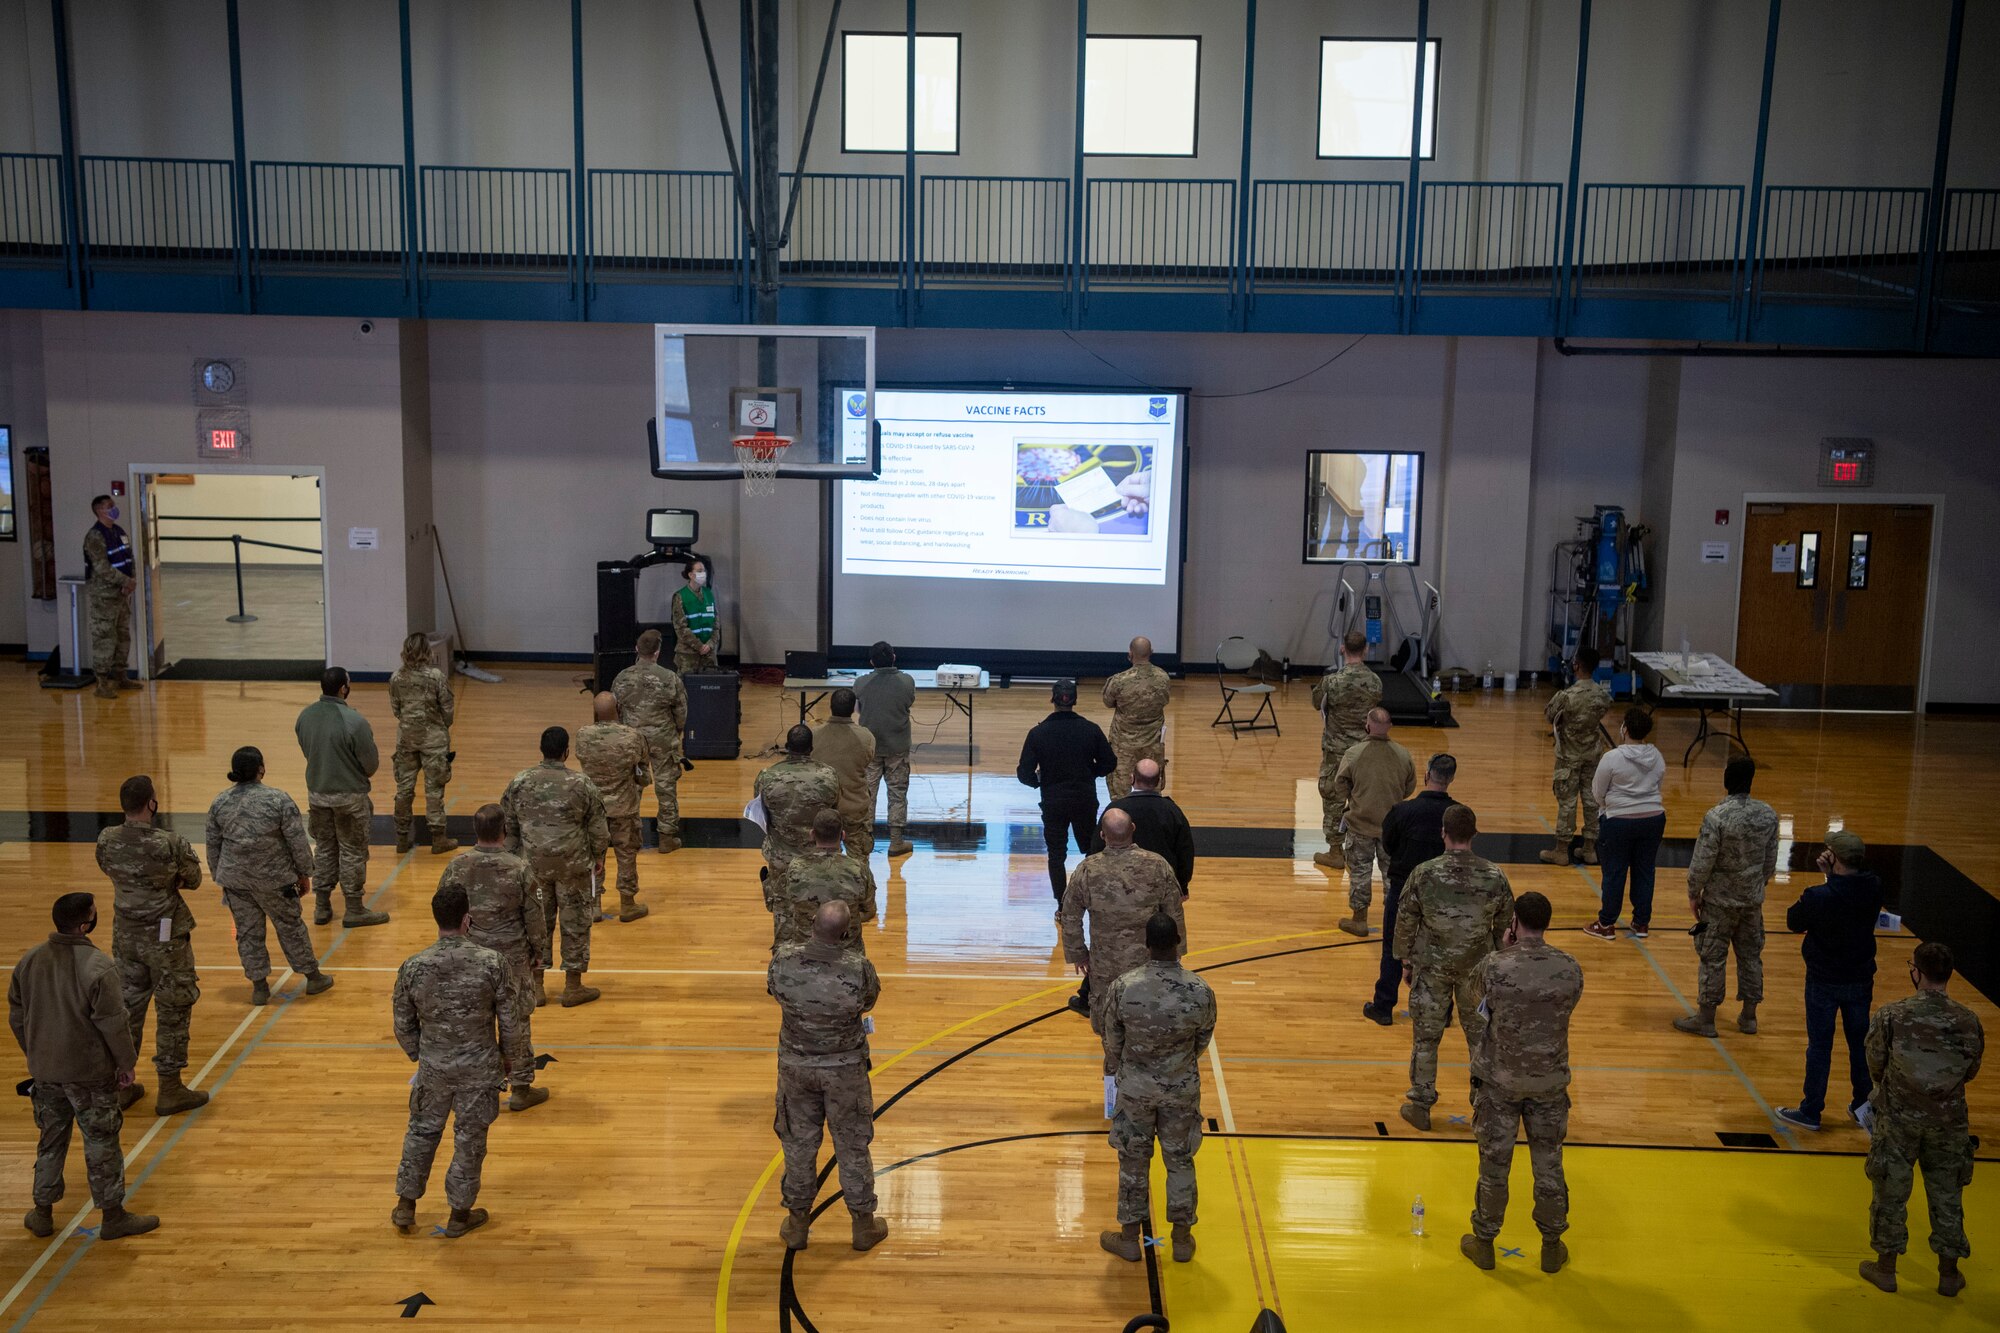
1799,977,1873,1122
1595,812,1666,929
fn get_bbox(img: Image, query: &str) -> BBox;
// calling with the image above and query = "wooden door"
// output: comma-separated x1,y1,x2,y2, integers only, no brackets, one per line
1821,503,1931,709
1736,502,1838,706
137,474,170,677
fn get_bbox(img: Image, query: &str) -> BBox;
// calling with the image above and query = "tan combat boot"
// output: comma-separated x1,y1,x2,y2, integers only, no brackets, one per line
117,1082,146,1111
851,1213,889,1252
342,892,389,928
1859,1252,1897,1292
887,834,913,857
394,820,414,855
1098,1222,1142,1262
1312,850,1342,870
93,678,120,700
1578,843,1600,865
507,1083,549,1112
657,836,682,855
1673,1004,1718,1038
780,1209,811,1250
618,893,650,923
1542,1237,1570,1273
249,979,271,1006
561,971,601,1007
533,970,547,1008
1338,909,1371,938
391,1196,417,1231
311,891,333,925
430,833,459,855
1538,843,1572,866
1172,1223,1195,1262
98,1206,160,1240
1460,1234,1496,1270
303,971,335,996
442,1207,488,1238
154,1071,209,1117
1399,1101,1432,1132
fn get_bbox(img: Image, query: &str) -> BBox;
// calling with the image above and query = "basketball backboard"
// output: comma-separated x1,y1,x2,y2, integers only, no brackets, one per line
649,324,879,480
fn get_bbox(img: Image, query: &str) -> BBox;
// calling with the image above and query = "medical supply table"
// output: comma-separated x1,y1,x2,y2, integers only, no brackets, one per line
782,669,993,764
1632,652,1778,766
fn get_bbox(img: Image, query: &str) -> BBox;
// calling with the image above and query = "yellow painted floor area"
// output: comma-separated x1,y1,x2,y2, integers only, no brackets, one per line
1158,1137,2000,1331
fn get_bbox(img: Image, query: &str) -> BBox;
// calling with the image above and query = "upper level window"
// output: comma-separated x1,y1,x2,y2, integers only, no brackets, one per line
1084,36,1201,157
1318,38,1440,159
842,33,961,153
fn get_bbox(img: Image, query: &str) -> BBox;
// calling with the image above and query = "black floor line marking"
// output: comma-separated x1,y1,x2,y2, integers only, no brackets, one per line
1208,1117,1220,1132
1375,1121,1389,1137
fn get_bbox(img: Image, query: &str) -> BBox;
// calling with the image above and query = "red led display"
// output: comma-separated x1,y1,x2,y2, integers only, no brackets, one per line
209,428,238,451
1831,460,1859,482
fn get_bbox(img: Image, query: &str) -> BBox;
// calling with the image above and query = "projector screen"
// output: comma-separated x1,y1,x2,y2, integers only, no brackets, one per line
832,388,1186,663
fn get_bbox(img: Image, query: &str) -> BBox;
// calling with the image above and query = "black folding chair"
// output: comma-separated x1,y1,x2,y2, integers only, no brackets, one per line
1211,637,1279,736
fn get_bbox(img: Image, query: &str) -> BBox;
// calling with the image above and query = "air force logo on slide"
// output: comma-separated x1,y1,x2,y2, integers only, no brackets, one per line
846,392,868,418
1148,396,1169,418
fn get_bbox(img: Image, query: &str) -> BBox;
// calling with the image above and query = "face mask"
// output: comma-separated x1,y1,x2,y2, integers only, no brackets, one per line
103,506,119,523
85,916,98,935
693,572,708,587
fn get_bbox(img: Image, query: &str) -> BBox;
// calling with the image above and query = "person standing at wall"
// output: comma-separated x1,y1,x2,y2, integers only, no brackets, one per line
1539,647,1613,867
1102,636,1171,800
855,642,917,858
295,668,388,928
389,632,459,857
205,747,334,1006
671,558,717,675
1582,709,1666,942
1312,630,1382,872
612,630,689,855
83,494,137,700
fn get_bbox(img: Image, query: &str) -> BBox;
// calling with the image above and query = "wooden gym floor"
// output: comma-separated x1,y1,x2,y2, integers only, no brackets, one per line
0,663,1994,1330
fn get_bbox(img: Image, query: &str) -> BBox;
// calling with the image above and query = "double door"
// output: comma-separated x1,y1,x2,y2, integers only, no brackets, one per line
1735,501,1932,709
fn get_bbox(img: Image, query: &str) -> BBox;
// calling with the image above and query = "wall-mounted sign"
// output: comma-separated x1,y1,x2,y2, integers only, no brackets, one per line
348,527,379,551
1818,438,1876,488
1700,540,1730,564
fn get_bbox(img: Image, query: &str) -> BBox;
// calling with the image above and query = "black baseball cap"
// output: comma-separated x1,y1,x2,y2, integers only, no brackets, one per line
1052,678,1078,706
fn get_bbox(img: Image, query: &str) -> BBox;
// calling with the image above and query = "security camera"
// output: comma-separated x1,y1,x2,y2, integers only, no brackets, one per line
358,320,375,336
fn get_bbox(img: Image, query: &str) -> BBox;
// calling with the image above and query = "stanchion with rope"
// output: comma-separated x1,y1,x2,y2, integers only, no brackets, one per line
732,430,792,497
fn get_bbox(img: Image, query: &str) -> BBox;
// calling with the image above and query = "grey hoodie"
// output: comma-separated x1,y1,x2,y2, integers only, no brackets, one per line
1591,743,1666,819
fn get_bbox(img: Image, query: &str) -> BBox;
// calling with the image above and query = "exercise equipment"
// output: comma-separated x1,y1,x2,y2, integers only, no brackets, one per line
1547,505,1650,696
1328,562,1452,726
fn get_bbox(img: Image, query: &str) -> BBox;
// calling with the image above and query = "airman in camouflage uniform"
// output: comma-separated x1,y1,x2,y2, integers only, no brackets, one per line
1858,942,1985,1298
769,812,875,955
1099,913,1215,1266
1332,711,1418,935
1540,649,1614,866
83,496,137,698
439,805,550,1112
1676,758,1780,1039
1103,639,1171,800
204,753,332,1005
1394,806,1513,1128
756,728,842,878
1462,891,1583,1275
813,691,878,863
502,729,610,1007
97,777,209,1117
611,630,688,853
1060,812,1188,1036
389,633,457,855
770,901,888,1254
1312,630,1382,867
576,692,652,922
391,885,519,1239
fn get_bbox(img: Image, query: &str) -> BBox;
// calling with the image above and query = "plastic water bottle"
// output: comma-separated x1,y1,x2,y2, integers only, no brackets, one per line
1430,674,1441,695
1482,660,1495,689
1411,1194,1426,1236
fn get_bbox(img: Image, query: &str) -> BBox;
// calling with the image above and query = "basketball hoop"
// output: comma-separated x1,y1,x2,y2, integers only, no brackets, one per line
732,431,791,497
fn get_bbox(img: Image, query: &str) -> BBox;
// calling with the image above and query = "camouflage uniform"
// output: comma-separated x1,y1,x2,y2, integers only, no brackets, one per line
439,847,549,1089
1312,662,1381,842
84,520,135,687
768,847,874,955
32,1083,127,1208
295,694,379,921
575,720,650,899
1546,678,1613,844
1102,664,1171,800
502,761,609,973
1332,735,1417,917
754,756,842,877
1686,793,1780,1006
856,667,917,849
612,660,688,844
392,934,517,1210
769,938,882,1218
1059,845,1188,1035
388,663,455,845
814,716,879,863
1864,990,1985,1259
204,781,319,982
670,585,717,676
1103,959,1216,1227
96,822,204,1079
10,933,138,1209
1393,850,1514,1109
1467,941,1584,1242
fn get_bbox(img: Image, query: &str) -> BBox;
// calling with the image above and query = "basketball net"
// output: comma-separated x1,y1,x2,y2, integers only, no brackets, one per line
732,430,791,497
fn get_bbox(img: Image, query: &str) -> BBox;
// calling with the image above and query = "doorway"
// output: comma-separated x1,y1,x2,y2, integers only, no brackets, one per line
131,467,329,680
1735,500,1935,709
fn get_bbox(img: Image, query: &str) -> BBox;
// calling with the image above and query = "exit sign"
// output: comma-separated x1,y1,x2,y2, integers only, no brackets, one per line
196,408,251,460
1818,438,1875,489
208,428,238,452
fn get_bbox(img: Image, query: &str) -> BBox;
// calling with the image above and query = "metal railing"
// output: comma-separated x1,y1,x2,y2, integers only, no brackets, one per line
1248,180,1403,294
587,168,742,284
779,172,901,283
918,176,1069,288
419,165,573,281
250,161,404,271
80,155,236,265
1936,188,2000,313
0,153,65,264
1416,182,1562,296
1755,186,1928,308
1084,178,1237,292
1575,184,1742,300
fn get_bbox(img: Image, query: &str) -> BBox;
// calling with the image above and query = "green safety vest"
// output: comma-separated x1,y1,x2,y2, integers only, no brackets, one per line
678,586,716,641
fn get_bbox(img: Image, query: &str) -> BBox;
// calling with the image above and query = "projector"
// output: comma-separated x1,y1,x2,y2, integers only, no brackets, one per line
934,664,982,689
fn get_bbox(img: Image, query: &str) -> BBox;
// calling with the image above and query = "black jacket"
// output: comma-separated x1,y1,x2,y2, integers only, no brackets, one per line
1017,710,1115,806
1093,790,1196,893
1381,789,1455,888
1786,870,1884,984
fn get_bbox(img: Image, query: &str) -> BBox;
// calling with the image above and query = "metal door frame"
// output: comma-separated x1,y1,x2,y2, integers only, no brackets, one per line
1730,491,1944,712
127,463,332,680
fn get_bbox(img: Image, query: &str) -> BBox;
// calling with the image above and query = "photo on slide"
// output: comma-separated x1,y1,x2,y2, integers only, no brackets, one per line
1014,441,1153,537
